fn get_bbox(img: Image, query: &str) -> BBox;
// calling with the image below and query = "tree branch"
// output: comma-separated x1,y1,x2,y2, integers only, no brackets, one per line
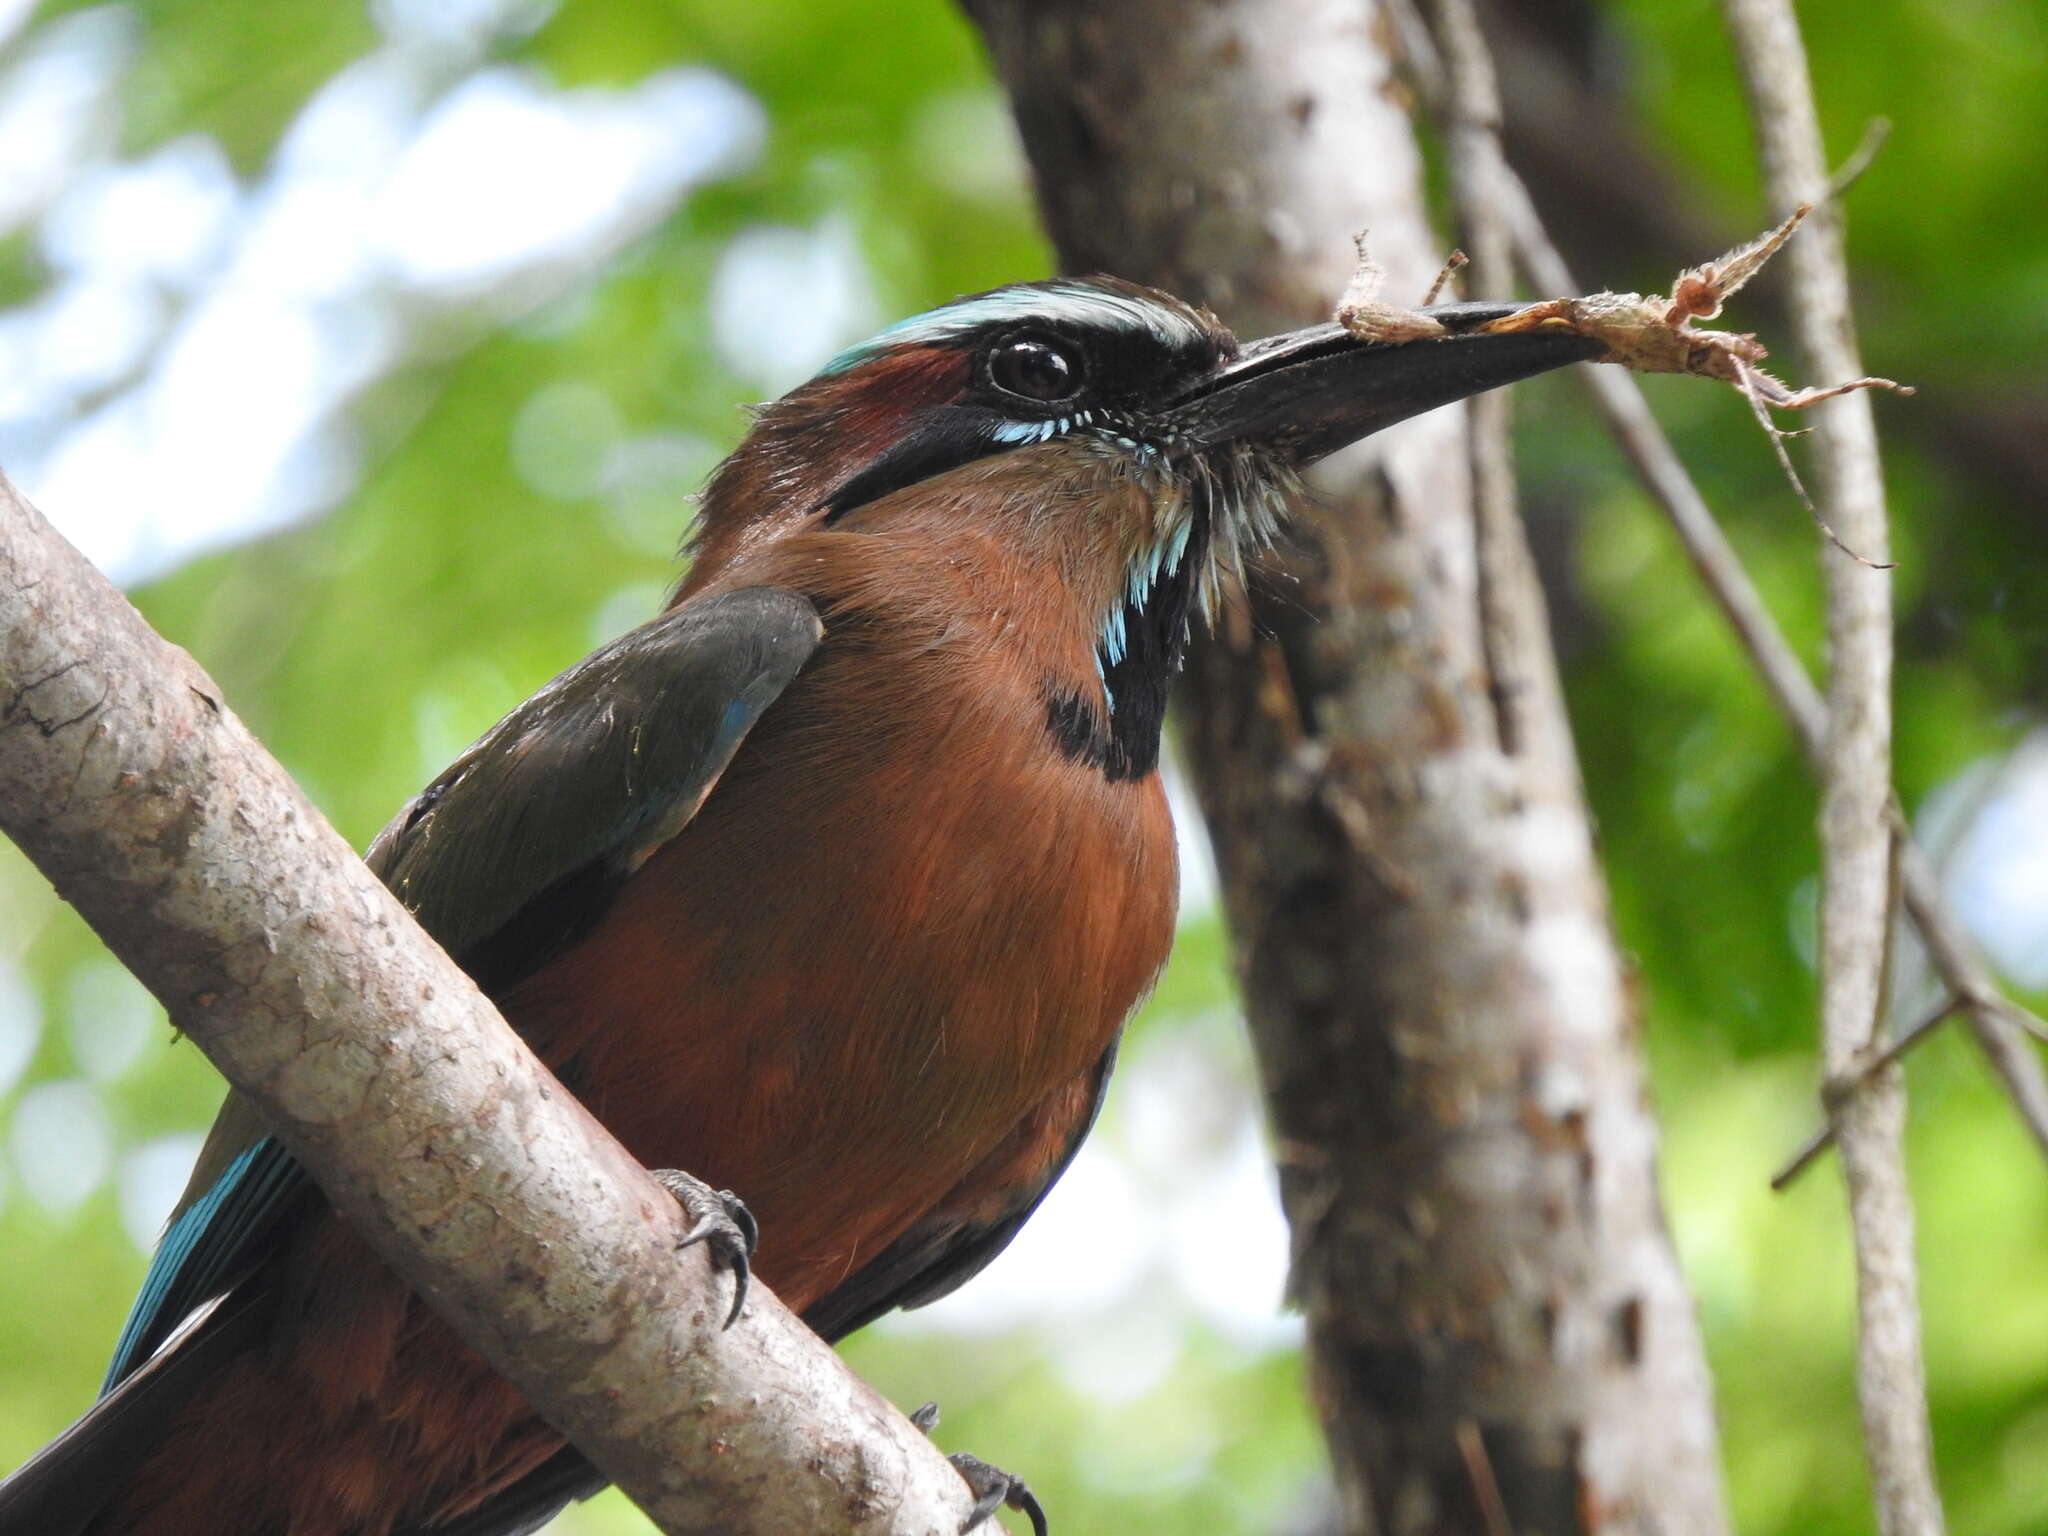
1379,0,2048,1170
1720,3,1945,1530
1478,1,2048,539
0,474,978,1536
1431,0,1537,764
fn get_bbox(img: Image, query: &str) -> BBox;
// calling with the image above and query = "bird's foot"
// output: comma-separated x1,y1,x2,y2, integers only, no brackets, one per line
650,1168,756,1329
910,1402,1048,1536
949,1454,1047,1536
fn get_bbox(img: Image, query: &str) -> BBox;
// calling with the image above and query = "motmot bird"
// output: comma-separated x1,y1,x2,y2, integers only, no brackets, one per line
0,277,1596,1536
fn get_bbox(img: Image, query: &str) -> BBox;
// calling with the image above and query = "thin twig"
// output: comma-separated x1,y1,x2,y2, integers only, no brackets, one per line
1455,1419,1513,1536
1378,0,2048,1170
1775,759,2048,1176
1773,995,1961,1190
1429,0,1530,755
1826,117,1894,201
1722,1,1944,1531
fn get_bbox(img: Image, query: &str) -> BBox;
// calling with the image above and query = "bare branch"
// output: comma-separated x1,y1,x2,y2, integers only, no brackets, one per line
1825,117,1893,202
1379,0,2048,1168
1430,0,1541,761
1772,996,1961,1190
0,475,979,1536
1721,2,1944,1531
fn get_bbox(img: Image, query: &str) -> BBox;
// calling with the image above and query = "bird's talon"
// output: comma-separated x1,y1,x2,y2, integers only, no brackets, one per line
949,1451,1048,1536
721,1187,759,1255
651,1169,755,1329
910,1400,941,1435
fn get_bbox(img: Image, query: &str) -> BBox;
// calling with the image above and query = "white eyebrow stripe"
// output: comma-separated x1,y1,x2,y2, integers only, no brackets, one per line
821,281,1214,375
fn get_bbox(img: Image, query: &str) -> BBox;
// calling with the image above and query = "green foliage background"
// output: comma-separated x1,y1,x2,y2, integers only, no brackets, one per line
1,1,2045,1532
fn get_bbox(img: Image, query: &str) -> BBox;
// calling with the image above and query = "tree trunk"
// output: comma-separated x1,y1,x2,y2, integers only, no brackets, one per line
959,5,1730,1532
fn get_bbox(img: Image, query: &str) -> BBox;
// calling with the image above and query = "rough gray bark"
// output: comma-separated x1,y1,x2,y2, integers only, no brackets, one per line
960,4,1728,1532
0,474,979,1536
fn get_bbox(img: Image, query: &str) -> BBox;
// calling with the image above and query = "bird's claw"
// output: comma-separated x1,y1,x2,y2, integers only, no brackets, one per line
651,1168,756,1329
910,1404,1046,1534
949,1451,1048,1536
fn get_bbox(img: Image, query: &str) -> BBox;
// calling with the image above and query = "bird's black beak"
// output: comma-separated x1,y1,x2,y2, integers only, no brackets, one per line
1171,301,1602,464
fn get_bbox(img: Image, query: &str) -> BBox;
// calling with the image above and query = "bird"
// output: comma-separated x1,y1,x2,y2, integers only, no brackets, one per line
0,275,1595,1536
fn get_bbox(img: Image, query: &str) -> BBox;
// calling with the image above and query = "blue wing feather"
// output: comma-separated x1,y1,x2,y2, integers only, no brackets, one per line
101,1138,310,1393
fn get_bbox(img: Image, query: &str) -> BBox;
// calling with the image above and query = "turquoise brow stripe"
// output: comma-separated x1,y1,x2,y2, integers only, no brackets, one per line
820,282,1210,376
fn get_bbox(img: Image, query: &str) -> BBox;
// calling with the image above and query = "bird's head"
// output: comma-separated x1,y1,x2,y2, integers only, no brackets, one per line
685,276,1596,775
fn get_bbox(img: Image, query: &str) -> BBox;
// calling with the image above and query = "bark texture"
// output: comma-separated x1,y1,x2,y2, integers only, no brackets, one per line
0,474,978,1536
960,4,1728,1532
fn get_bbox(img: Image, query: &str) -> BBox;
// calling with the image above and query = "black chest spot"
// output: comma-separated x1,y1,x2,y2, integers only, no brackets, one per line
1044,684,1154,782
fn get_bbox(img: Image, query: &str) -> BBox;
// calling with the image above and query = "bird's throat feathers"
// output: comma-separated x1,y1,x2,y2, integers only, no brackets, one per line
1046,504,1212,783
1057,442,1292,783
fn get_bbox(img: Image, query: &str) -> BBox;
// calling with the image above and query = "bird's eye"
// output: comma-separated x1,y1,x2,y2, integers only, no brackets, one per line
988,335,1083,403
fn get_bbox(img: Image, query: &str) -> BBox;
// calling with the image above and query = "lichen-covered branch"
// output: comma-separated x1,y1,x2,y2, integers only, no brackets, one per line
0,474,979,1536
